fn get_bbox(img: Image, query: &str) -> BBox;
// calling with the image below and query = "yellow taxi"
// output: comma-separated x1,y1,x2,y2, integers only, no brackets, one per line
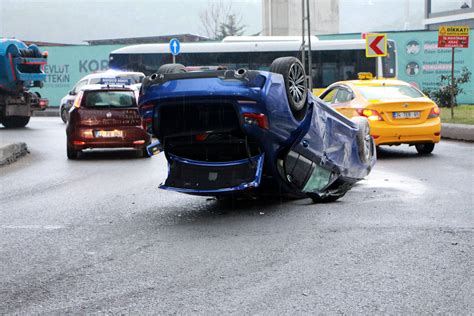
319,73,441,154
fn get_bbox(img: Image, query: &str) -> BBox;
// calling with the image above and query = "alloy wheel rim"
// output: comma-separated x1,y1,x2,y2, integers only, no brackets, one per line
288,63,307,106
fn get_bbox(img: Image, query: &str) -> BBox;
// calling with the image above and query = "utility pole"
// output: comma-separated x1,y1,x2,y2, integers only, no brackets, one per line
301,0,313,89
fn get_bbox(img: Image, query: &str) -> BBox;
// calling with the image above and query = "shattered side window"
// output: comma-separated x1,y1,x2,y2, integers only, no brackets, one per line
302,165,332,193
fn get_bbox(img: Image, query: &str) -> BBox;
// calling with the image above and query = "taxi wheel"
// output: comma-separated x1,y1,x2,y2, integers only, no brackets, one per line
351,116,374,164
67,143,80,160
415,143,435,155
270,57,308,121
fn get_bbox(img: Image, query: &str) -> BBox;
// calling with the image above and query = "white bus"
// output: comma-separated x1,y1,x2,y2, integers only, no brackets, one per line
109,36,397,92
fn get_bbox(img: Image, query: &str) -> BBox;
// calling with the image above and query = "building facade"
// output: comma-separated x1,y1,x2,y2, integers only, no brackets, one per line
261,0,339,36
424,0,474,30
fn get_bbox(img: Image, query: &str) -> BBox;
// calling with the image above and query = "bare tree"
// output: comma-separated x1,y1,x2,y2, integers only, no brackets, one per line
199,0,246,40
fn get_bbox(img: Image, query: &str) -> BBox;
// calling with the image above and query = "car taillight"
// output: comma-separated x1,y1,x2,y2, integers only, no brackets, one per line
428,105,440,118
242,113,269,129
356,108,383,121
38,98,48,108
73,91,83,108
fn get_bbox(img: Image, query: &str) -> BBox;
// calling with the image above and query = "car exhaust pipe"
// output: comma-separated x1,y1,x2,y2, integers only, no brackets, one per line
234,68,247,79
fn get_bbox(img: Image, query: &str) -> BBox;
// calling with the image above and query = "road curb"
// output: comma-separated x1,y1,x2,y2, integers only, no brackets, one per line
0,143,29,166
442,123,474,142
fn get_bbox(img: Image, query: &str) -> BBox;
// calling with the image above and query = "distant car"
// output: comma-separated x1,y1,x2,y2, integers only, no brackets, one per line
60,70,145,123
138,58,376,202
319,74,441,154
66,81,150,159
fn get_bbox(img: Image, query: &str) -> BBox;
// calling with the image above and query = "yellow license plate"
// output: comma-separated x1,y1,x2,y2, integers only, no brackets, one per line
95,130,123,138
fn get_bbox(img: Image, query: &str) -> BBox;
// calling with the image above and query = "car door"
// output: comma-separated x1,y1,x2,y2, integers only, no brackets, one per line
281,95,359,195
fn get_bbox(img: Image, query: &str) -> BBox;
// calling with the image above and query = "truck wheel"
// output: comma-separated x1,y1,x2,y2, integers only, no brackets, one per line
67,143,80,159
60,108,68,123
2,116,30,128
270,57,308,121
415,143,435,155
351,116,374,164
157,63,186,74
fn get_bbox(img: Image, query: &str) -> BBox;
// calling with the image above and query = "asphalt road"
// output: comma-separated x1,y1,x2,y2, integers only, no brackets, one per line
1,117,473,314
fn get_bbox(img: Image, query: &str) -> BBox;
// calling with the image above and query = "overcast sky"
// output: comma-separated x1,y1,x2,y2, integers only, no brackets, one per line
1,0,471,44
0,0,262,44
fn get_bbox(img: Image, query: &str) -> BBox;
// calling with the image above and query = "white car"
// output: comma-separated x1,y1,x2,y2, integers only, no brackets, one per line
59,70,145,123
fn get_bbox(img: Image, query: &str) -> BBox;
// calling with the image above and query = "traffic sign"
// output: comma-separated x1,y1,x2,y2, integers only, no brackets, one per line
438,26,469,48
169,38,181,56
365,33,387,57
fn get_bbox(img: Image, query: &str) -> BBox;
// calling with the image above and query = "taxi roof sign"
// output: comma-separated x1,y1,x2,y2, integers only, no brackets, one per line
100,78,131,86
357,72,374,80
365,33,387,57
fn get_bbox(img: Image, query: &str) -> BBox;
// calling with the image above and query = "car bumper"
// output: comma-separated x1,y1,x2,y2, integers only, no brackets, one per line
370,118,441,145
160,153,265,195
68,126,150,150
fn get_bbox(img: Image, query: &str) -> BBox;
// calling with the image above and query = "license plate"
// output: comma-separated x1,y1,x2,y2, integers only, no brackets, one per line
94,130,123,138
393,111,420,119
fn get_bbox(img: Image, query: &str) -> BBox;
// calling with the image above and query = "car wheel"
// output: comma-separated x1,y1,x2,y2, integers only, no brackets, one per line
1,116,30,128
270,57,308,120
415,143,435,155
67,143,80,159
157,63,186,74
60,107,68,123
136,147,150,158
351,116,375,164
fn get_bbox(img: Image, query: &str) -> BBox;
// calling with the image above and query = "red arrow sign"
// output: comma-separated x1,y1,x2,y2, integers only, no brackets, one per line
369,36,384,55
365,33,387,57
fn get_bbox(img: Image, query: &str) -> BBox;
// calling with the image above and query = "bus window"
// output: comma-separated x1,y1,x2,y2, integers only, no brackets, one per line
382,40,397,78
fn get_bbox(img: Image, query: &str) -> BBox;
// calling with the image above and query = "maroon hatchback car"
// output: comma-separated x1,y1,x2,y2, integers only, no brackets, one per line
66,85,150,159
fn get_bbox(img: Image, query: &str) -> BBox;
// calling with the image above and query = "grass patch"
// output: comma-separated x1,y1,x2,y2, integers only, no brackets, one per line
440,105,474,125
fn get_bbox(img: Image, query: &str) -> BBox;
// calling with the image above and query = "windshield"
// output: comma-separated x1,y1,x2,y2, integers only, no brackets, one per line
357,84,424,100
84,91,136,108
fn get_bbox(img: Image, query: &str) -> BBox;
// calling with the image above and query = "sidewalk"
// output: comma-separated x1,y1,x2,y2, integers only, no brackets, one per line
441,123,474,142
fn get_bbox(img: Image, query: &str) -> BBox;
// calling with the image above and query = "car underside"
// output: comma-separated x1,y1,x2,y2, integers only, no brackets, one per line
138,59,376,202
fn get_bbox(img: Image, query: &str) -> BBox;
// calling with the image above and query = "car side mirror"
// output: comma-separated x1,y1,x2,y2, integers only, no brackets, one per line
69,90,76,96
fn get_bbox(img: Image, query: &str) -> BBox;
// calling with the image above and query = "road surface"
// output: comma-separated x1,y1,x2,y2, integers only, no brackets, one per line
0,117,472,313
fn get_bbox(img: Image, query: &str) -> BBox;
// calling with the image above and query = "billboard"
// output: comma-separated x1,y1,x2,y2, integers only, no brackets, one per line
32,45,124,106
320,30,474,104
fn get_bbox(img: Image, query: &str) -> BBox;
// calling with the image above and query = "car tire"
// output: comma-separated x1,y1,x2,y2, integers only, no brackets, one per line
67,143,80,160
1,116,30,128
157,63,186,74
415,143,435,155
60,107,68,123
270,57,308,120
136,147,150,158
351,116,375,164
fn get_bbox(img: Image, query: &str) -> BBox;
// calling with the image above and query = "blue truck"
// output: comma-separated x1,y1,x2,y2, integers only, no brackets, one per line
0,39,48,128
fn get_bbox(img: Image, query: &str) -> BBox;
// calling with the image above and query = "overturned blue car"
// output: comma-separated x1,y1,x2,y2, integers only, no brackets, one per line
138,57,376,202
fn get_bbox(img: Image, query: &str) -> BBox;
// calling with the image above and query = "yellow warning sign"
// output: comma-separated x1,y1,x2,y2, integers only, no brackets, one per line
439,26,469,36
